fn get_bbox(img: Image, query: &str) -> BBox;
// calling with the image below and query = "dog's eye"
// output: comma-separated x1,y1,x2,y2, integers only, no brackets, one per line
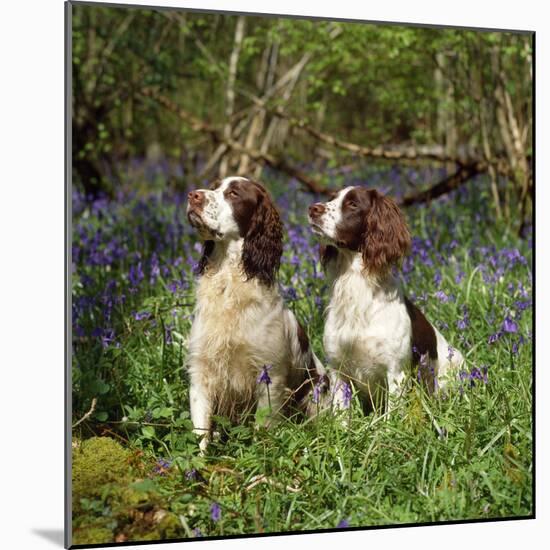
228,190,238,198
347,201,357,209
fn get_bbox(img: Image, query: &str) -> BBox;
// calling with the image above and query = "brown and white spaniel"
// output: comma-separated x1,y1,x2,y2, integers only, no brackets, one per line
308,186,463,413
187,176,325,452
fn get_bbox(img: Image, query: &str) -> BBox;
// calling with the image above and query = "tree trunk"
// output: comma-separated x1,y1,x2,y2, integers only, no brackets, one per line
219,16,246,178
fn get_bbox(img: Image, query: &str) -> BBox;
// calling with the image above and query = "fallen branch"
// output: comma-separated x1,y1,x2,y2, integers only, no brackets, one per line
247,99,478,166
72,397,97,428
245,474,302,494
239,97,515,183
140,88,330,195
399,162,485,207
139,89,501,205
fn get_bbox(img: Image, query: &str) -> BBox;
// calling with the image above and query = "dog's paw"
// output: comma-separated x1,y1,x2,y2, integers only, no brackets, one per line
198,435,209,456
193,428,211,455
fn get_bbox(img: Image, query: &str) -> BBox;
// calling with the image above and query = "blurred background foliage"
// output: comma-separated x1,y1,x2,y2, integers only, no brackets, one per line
71,4,532,231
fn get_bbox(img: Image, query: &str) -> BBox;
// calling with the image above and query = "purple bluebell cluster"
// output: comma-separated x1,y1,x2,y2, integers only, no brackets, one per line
71,162,531,420
459,365,489,392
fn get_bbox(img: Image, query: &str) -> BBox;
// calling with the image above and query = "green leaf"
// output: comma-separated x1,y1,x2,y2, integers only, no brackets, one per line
131,478,158,493
153,406,173,419
141,426,156,439
254,406,271,428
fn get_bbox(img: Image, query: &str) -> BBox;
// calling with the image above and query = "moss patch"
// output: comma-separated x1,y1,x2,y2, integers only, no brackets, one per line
72,526,114,546
71,436,186,545
72,436,132,507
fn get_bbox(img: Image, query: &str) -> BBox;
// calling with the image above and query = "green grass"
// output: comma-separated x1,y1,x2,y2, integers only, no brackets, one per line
71,172,532,544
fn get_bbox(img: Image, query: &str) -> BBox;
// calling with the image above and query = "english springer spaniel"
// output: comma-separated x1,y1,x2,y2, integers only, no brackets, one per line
308,186,463,413
187,176,325,452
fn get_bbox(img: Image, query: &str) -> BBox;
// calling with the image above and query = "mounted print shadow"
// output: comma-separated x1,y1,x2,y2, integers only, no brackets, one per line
67,1,534,547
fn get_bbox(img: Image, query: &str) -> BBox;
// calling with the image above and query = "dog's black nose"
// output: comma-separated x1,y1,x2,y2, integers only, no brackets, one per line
308,203,326,218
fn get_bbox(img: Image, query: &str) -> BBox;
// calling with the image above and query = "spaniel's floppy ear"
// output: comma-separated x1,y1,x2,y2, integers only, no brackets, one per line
197,240,215,275
242,184,283,286
362,190,410,277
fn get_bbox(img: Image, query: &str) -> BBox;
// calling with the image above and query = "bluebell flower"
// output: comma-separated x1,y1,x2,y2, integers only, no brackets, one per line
502,317,518,333
283,286,298,301
459,365,488,389
101,328,115,348
457,319,467,330
312,375,328,404
257,365,273,386
514,300,531,312
185,468,198,481
337,518,350,528
128,261,144,288
210,502,221,522
149,253,160,284
447,346,454,361
153,458,172,475
168,281,179,293
133,311,150,321
338,381,352,408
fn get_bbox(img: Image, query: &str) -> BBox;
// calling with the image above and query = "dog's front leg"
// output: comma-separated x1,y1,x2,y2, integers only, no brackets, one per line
386,363,407,416
190,378,212,454
387,364,406,397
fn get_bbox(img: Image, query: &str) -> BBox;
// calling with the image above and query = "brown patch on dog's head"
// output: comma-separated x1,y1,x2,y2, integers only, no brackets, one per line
334,187,410,277
223,179,283,286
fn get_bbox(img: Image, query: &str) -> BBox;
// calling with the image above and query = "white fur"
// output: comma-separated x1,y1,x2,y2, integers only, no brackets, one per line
187,178,324,451
186,176,247,240
309,187,350,241
313,188,464,412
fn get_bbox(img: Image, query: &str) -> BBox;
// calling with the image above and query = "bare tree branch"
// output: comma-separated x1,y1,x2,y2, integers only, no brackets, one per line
268,105,475,166
399,163,484,207
139,88,328,195
140,88,497,206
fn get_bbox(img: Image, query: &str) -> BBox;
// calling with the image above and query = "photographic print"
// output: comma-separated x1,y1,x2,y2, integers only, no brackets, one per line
67,1,534,547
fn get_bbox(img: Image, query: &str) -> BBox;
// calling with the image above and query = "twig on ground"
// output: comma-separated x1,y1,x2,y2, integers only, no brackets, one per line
72,397,97,428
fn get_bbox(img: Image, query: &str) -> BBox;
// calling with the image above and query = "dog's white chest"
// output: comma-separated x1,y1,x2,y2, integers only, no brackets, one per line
323,269,411,382
189,265,286,385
